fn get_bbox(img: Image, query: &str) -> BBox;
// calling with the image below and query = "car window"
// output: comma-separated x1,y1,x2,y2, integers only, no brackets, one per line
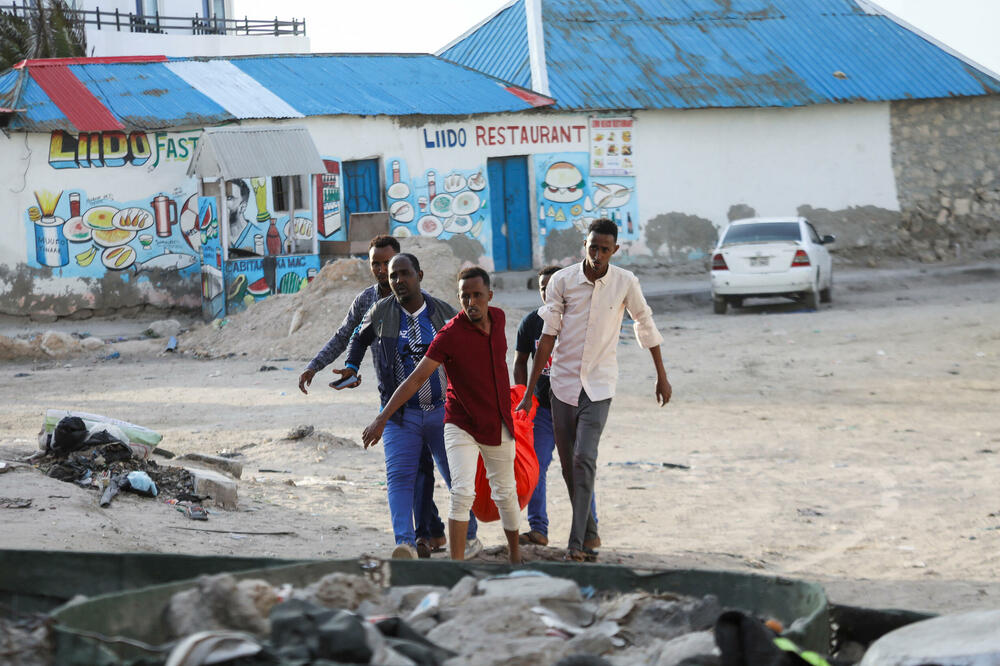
806,222,821,243
722,222,801,244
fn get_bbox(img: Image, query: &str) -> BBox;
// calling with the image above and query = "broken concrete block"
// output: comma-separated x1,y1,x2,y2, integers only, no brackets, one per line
189,468,238,510
179,452,243,479
147,319,181,338
477,574,581,604
40,331,78,357
860,609,1000,666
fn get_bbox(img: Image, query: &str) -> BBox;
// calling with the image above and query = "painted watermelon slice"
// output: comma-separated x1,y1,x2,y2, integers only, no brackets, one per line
247,277,270,296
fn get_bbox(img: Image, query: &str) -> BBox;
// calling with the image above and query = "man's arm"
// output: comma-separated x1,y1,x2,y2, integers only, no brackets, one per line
516,333,555,412
623,275,670,406
512,312,535,386
332,302,379,388
298,289,371,394
513,351,530,386
361,356,442,448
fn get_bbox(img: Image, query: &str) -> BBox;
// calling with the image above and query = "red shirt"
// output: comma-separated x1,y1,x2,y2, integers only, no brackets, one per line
426,306,513,446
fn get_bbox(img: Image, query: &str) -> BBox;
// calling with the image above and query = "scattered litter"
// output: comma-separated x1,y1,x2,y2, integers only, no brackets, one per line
101,351,121,360
168,527,296,536
258,365,279,372
14,372,30,377
259,468,291,474
606,460,690,470
0,497,32,509
165,336,178,352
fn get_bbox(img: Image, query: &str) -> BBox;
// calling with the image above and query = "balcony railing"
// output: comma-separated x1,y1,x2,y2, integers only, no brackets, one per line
0,2,306,36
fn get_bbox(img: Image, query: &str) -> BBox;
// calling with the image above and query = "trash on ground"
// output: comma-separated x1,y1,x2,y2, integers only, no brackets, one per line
0,497,33,509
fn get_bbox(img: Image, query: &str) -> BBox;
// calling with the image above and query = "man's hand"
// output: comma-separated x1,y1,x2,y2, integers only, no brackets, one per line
298,368,316,394
330,367,361,390
514,392,533,414
361,416,387,449
655,374,672,406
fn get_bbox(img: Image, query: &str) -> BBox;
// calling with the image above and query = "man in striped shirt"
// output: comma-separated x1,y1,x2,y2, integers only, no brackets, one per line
340,253,480,559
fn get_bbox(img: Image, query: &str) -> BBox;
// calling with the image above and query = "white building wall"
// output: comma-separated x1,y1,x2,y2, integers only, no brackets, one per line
634,103,899,229
85,30,310,57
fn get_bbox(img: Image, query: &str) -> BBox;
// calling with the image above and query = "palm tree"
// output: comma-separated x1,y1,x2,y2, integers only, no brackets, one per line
0,1,87,71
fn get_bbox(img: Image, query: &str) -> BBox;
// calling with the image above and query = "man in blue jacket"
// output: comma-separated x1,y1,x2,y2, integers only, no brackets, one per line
338,253,480,559
298,236,447,557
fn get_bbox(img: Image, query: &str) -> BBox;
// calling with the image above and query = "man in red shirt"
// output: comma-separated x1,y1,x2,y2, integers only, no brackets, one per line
362,267,521,564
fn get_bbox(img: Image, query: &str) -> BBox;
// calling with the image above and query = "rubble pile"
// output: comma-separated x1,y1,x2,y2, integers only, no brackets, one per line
159,570,724,666
0,607,51,666
180,237,465,360
37,446,196,500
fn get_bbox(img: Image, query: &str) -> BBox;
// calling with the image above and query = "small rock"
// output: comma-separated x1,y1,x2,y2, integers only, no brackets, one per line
40,331,78,357
286,425,315,440
80,336,105,351
146,319,181,338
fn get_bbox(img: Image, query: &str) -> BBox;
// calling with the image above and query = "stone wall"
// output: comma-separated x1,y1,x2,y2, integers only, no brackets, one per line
891,95,1000,262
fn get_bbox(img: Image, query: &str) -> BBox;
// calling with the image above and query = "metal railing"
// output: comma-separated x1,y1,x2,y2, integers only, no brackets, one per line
0,2,305,36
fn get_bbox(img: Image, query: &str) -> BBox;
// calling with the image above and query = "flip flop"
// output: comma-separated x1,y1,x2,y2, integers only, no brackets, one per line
519,530,549,546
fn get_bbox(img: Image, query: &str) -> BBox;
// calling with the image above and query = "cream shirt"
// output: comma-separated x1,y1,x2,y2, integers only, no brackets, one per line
540,262,663,406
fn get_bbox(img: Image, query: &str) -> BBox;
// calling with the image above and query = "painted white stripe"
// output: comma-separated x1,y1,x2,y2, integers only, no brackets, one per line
165,60,303,120
525,0,549,97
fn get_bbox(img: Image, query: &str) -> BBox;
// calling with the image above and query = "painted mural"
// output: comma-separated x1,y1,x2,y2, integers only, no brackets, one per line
535,151,639,246
221,254,321,317
224,177,317,256
25,187,201,279
317,159,343,238
47,129,201,170
383,159,492,250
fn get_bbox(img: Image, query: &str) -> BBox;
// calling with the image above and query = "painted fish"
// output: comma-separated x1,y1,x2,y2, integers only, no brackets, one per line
133,250,197,273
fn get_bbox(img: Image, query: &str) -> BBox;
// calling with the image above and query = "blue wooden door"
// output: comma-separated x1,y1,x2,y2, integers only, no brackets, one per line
487,156,531,271
342,158,381,230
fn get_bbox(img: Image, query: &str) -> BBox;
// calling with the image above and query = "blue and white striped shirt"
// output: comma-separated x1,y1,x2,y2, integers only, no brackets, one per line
394,302,447,411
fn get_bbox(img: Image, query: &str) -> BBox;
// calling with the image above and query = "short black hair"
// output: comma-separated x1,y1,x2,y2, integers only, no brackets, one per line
370,235,401,253
391,252,421,273
458,266,490,288
538,265,561,278
588,218,618,242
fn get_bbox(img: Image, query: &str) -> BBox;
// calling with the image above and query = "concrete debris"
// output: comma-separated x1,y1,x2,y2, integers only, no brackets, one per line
188,468,239,510
79,336,105,351
146,319,182,338
178,452,244,479
860,609,1000,666
165,574,277,638
40,331,78,357
302,572,382,611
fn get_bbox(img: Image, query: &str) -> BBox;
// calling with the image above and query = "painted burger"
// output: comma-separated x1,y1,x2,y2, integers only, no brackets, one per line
542,162,584,203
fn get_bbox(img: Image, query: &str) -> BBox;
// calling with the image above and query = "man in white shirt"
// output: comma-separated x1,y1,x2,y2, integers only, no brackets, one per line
516,218,671,561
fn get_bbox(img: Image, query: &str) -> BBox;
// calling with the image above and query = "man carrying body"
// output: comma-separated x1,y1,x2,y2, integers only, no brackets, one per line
514,265,596,547
341,254,480,559
298,236,448,557
517,218,671,561
362,267,521,564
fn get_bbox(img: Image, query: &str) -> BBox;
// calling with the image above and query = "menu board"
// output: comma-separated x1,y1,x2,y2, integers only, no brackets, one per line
589,117,635,176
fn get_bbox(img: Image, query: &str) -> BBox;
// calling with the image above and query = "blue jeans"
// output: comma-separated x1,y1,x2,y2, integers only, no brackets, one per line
383,405,476,546
414,445,444,540
527,405,597,537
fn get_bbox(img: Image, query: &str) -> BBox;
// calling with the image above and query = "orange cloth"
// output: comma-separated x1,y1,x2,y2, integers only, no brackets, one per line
472,385,540,522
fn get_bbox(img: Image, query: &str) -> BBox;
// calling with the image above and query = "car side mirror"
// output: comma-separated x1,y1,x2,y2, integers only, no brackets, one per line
821,235,836,245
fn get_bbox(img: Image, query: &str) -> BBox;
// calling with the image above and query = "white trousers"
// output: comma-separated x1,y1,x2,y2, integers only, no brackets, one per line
443,423,520,532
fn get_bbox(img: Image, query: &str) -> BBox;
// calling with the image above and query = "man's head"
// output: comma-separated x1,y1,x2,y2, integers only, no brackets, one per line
226,179,250,223
538,265,560,303
583,218,620,276
388,253,422,305
369,235,401,289
458,266,492,324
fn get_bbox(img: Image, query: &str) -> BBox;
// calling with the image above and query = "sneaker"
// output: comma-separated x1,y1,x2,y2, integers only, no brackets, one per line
463,537,483,560
392,543,418,560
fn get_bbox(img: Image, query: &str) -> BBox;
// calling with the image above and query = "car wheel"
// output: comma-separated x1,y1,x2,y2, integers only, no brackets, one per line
713,295,727,315
820,274,833,303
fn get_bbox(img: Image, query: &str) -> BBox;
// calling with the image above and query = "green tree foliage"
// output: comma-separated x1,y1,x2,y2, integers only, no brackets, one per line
0,1,87,71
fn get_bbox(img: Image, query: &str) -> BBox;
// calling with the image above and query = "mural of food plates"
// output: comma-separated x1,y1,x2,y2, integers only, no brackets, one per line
179,194,202,250
64,217,92,243
389,200,415,223
391,226,412,238
101,245,137,270
443,215,473,234
467,171,486,191
112,207,154,231
443,173,466,193
417,215,443,237
429,194,453,217
592,182,632,209
92,227,137,248
542,162,585,203
451,191,480,216
83,205,118,230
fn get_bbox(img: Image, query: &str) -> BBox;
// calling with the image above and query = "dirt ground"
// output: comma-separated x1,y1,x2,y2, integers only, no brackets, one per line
1,261,998,617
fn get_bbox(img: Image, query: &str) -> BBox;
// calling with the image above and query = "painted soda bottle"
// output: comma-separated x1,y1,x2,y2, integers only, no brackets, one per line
627,213,634,235
266,217,281,255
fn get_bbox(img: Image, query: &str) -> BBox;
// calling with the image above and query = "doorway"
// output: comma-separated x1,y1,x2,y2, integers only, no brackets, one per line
342,158,382,234
487,156,532,271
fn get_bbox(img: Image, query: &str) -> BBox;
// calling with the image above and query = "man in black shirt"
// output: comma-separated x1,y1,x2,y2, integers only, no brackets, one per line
513,265,597,546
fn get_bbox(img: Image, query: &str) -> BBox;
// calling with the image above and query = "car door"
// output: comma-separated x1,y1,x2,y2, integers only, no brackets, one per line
805,221,831,287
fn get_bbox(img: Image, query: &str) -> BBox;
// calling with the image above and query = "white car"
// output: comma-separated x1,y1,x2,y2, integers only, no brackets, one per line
709,217,835,314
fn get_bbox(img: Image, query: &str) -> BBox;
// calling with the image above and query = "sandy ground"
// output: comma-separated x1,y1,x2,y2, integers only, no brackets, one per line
1,261,998,617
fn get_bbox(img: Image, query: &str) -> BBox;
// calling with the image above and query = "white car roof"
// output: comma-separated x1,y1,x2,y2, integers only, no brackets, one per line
727,217,805,226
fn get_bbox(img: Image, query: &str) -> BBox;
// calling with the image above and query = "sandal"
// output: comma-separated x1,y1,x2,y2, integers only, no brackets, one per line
519,530,549,546
564,547,599,563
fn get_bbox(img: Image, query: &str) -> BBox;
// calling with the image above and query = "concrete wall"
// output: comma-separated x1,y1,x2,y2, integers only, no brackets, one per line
85,30,309,58
891,95,1000,262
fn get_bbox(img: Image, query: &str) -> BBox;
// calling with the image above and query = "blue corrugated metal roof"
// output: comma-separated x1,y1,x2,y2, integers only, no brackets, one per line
3,53,552,132
439,0,532,89
445,0,1000,110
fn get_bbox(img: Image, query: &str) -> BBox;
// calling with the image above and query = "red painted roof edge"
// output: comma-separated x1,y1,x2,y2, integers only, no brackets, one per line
504,85,555,108
22,55,168,68
29,65,123,131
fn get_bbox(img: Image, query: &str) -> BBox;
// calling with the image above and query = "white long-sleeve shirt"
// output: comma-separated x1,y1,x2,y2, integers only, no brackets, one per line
540,262,663,406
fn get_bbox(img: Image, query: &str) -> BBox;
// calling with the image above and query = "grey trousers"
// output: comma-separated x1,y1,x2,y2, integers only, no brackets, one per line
551,389,612,551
